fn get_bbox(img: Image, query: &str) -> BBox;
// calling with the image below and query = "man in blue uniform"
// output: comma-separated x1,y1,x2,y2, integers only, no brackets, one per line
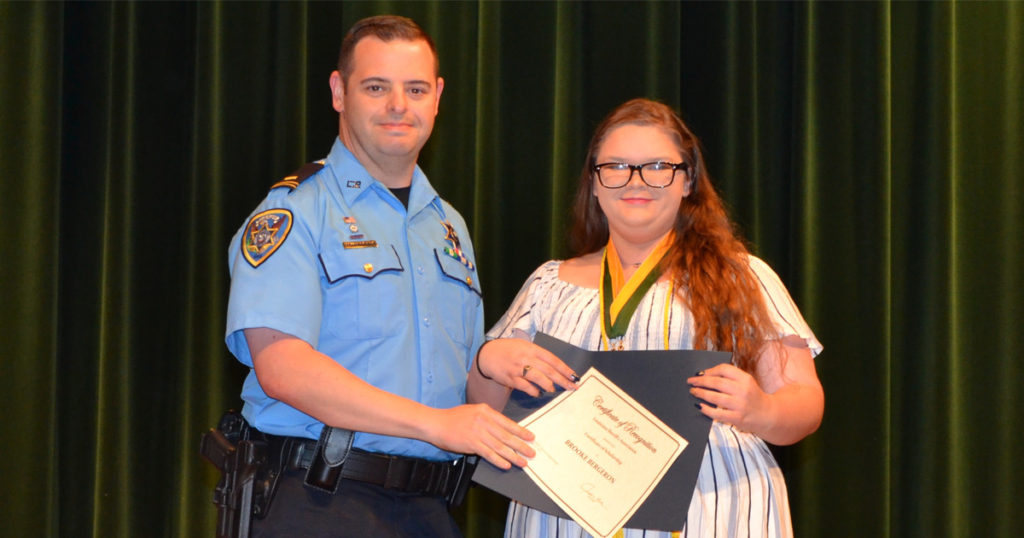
224,15,544,536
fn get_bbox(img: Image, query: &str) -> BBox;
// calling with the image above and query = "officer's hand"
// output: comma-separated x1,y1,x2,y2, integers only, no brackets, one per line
475,338,578,397
425,404,535,470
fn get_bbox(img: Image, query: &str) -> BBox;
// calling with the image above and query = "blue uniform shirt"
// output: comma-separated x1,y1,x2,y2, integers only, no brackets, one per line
225,138,484,461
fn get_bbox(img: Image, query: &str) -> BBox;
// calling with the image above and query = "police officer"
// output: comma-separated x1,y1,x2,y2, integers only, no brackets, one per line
224,15,574,537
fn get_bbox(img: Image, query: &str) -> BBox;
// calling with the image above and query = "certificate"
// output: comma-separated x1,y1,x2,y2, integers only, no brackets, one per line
473,333,731,532
520,368,686,538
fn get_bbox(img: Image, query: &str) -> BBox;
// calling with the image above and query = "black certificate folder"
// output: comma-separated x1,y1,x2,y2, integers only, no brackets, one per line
472,333,731,532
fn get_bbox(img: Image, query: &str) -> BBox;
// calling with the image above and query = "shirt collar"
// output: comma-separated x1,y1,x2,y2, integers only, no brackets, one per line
325,137,439,216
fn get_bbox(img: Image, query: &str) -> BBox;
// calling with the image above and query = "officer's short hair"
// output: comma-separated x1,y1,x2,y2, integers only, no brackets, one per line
338,15,439,86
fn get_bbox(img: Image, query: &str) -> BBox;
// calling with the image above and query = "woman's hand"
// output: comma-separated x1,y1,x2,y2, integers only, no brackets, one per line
687,363,775,435
475,337,579,397
687,339,823,445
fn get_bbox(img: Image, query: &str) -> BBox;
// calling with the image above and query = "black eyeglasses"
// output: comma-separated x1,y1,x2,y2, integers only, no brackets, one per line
592,161,688,189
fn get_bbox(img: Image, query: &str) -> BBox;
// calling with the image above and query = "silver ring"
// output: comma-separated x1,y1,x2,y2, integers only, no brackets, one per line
522,365,532,377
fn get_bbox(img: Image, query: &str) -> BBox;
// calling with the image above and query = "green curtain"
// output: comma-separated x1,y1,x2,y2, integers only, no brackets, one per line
2,1,1022,536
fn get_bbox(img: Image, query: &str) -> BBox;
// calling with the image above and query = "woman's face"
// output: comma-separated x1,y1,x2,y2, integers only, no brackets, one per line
592,124,689,246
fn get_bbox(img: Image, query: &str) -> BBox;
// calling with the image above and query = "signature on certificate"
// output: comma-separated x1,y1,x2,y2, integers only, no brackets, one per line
579,482,606,507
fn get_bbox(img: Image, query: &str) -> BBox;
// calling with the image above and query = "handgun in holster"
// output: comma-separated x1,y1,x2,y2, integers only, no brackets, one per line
200,411,277,538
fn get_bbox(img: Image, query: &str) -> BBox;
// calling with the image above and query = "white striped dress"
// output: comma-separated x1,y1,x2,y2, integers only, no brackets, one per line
487,256,823,538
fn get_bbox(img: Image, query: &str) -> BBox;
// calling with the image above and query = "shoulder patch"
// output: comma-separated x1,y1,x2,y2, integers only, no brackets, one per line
241,209,293,267
270,160,325,191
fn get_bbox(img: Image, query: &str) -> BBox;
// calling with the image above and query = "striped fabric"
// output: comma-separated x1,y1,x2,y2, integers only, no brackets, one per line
488,257,822,538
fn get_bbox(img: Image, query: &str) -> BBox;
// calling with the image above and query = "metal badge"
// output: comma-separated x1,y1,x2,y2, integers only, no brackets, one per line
440,220,475,271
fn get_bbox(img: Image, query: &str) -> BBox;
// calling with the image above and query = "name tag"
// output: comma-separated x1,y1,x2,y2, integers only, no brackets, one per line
343,240,378,249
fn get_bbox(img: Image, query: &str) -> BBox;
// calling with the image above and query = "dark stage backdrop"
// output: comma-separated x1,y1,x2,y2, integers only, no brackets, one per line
2,1,1022,537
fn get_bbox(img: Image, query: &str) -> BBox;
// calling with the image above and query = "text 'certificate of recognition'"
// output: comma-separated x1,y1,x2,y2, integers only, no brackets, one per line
520,367,687,538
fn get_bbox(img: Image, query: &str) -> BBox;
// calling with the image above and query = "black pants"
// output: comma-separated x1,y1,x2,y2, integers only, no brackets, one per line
252,468,462,537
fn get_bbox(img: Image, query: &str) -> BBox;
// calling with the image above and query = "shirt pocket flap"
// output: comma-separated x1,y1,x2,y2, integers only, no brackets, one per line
434,250,482,297
319,244,404,283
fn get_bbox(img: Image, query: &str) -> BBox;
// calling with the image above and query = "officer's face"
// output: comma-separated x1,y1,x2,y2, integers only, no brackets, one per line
331,37,443,175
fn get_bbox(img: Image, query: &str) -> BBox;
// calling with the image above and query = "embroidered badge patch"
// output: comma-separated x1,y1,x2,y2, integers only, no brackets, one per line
441,220,475,271
242,209,293,267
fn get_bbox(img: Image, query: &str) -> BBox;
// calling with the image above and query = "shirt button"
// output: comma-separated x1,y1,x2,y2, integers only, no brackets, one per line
423,317,430,326
417,265,424,274
363,263,373,273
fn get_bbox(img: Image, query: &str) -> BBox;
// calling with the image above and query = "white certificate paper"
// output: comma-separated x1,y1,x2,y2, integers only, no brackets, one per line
520,367,687,538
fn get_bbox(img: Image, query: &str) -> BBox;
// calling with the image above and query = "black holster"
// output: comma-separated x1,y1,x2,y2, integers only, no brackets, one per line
444,455,478,509
199,411,283,538
303,425,355,494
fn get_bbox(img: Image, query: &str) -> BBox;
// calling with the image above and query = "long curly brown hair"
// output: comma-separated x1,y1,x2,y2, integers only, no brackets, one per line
570,98,775,372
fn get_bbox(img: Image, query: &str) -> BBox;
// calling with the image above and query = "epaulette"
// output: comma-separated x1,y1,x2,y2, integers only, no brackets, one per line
270,160,325,191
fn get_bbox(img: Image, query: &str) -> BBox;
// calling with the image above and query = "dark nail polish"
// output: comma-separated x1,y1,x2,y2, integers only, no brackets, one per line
693,403,702,410
570,374,580,383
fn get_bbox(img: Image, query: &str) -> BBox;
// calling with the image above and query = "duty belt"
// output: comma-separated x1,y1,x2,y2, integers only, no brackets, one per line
277,436,468,498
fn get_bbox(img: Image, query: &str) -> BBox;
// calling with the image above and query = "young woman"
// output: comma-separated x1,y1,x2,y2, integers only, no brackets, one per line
471,98,824,537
